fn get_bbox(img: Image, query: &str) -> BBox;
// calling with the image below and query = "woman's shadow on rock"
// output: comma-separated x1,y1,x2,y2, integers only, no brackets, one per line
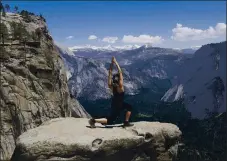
86,124,124,129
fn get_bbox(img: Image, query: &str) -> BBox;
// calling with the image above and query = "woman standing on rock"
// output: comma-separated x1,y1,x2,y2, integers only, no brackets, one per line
89,57,133,128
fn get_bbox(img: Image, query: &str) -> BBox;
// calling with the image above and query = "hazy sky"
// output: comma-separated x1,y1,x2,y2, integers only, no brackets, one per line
6,1,227,48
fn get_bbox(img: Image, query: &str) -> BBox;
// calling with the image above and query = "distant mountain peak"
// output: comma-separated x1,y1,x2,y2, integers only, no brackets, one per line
173,46,202,54
68,44,141,52
144,43,153,48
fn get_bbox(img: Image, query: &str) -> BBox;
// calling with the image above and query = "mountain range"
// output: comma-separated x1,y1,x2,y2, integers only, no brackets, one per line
57,42,226,119
57,45,194,98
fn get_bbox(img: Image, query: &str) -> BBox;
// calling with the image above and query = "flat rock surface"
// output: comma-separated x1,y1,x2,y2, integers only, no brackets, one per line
11,118,182,161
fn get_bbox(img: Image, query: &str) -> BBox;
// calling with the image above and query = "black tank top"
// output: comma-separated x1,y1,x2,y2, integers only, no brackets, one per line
112,86,124,108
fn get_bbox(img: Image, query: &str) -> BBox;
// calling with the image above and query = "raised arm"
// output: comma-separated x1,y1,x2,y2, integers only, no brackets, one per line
108,61,113,89
113,57,123,88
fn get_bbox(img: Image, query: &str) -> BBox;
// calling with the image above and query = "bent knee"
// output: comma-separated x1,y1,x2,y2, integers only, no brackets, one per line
126,104,132,112
106,119,114,125
106,116,116,125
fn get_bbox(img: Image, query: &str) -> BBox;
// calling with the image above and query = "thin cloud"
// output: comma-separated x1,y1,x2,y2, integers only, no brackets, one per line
102,36,118,43
171,23,226,41
122,35,164,44
66,36,74,40
88,35,98,40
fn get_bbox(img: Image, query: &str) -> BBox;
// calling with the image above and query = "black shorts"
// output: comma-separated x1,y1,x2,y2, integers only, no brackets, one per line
107,101,132,125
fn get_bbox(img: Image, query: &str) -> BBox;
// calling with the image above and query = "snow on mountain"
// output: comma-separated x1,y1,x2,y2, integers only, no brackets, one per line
173,46,201,54
190,45,202,50
57,41,225,119
55,45,75,80
55,42,75,56
69,44,141,52
162,41,226,118
58,44,192,101
60,55,141,100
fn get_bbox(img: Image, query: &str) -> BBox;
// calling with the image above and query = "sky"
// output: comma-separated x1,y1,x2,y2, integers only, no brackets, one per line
5,1,227,49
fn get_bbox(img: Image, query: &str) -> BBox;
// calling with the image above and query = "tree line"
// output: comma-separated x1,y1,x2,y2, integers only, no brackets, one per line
0,3,19,16
0,21,42,43
0,2,46,22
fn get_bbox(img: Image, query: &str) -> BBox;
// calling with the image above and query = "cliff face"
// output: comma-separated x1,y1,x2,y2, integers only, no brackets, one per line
161,41,226,118
0,12,90,160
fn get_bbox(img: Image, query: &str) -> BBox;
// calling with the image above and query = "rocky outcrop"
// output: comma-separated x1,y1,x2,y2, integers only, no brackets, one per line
0,13,90,160
11,118,181,161
69,96,91,118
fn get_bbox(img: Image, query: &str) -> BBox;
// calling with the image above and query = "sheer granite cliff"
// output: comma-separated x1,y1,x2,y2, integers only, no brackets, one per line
0,12,90,160
161,41,226,118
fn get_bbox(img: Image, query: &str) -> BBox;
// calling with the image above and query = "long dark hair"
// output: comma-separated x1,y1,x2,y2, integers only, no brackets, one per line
112,73,120,86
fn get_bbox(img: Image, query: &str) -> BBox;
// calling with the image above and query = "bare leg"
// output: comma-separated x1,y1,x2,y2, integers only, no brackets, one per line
95,118,108,124
125,111,131,122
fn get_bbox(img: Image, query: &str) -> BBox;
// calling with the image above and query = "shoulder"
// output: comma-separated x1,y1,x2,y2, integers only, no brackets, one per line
118,86,124,92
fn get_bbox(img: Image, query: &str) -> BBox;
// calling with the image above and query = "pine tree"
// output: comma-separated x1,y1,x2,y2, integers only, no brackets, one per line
4,4,10,12
35,28,42,40
0,23,9,41
10,22,30,41
20,10,32,22
14,6,18,13
10,22,17,40
18,22,29,41
0,2,6,16
0,2,3,11
2,7,6,17
31,31,37,41
2,10,6,17
40,14,46,22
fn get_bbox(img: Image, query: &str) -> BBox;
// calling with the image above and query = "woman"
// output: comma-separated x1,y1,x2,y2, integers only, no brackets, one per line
89,57,133,128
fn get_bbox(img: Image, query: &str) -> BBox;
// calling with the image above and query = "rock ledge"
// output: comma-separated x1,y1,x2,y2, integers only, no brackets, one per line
11,118,181,161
